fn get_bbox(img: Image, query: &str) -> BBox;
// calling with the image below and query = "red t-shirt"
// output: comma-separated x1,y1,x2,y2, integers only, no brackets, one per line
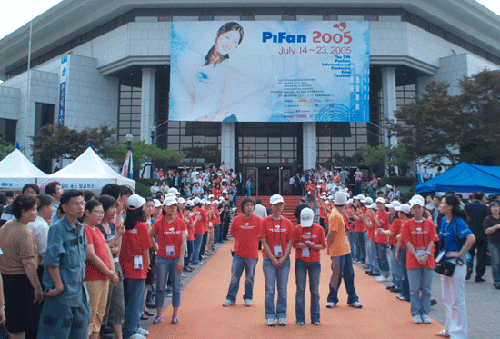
294,224,326,263
259,216,294,258
207,210,216,229
401,219,439,269
319,203,327,218
119,222,152,279
374,210,390,244
193,207,207,235
388,218,403,246
186,215,195,241
154,216,186,259
212,188,222,199
229,214,262,258
365,213,375,240
344,210,354,233
306,184,315,195
214,208,221,225
354,207,366,233
84,225,110,281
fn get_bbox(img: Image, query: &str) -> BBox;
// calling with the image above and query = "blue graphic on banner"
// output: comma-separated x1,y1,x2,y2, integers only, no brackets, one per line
169,21,370,122
58,55,68,124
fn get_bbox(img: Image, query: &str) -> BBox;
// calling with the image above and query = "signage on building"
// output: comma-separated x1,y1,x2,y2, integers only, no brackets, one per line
169,21,370,122
58,55,69,124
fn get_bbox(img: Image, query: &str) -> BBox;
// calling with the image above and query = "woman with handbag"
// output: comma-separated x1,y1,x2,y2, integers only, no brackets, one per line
436,194,475,339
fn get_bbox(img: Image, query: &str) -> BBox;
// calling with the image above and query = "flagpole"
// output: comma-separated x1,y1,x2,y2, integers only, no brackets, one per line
24,0,35,154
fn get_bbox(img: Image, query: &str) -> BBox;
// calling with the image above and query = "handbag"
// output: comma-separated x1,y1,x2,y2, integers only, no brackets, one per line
434,217,464,277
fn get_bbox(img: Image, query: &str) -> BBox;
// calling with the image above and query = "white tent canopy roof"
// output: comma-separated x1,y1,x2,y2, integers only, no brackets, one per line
0,149,48,189
38,147,135,190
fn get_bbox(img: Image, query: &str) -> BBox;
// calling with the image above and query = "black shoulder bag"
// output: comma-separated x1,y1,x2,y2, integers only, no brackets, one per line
434,217,464,277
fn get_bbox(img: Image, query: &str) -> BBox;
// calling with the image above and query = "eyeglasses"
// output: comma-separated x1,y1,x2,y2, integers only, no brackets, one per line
92,210,105,215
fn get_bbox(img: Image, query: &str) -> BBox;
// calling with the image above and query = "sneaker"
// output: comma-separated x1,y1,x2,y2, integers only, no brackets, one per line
348,301,363,308
375,275,389,282
278,318,286,326
137,327,149,335
172,315,179,324
312,321,321,325
153,315,163,324
266,318,275,326
390,287,401,293
421,314,432,324
325,302,336,308
296,321,305,325
386,285,395,290
244,299,252,306
129,334,146,339
413,314,423,324
222,299,235,307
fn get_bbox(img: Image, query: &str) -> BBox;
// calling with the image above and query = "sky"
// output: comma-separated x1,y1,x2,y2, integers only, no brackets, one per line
0,0,500,40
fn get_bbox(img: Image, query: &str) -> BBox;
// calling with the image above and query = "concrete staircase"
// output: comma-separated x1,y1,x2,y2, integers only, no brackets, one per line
236,195,303,224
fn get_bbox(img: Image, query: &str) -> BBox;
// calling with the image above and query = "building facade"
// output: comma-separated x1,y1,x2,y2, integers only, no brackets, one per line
0,0,499,194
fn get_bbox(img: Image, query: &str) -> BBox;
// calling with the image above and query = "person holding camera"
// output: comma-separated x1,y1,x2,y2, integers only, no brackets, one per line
435,194,475,338
400,195,439,325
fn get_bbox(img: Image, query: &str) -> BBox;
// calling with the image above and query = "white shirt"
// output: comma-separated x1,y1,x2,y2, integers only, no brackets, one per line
254,204,267,219
27,215,50,255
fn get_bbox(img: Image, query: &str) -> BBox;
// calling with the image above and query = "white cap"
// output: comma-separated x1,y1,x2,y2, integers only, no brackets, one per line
201,199,207,204
127,194,146,210
219,197,225,202
397,204,411,214
385,184,393,189
346,199,354,205
354,194,365,201
334,192,348,205
206,201,212,205
168,187,179,195
270,194,285,205
208,194,215,199
319,179,324,183
364,197,374,204
375,197,386,204
193,197,201,204
177,197,186,204
300,208,314,227
222,190,228,194
164,197,177,206
410,195,425,208
165,193,175,199
327,195,334,201
186,200,195,207
367,203,377,209
153,199,162,208
386,201,401,208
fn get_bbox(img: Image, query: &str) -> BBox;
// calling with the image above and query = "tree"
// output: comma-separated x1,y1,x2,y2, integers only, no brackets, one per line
0,136,15,161
31,123,116,160
356,144,409,168
390,70,500,166
102,140,185,178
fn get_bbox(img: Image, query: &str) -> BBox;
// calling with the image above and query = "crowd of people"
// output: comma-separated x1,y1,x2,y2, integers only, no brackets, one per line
0,162,497,339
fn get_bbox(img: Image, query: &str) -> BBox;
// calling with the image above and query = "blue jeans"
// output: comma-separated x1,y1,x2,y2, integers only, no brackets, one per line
295,259,321,323
375,242,390,277
488,243,500,284
263,257,291,320
407,268,434,316
367,239,380,274
192,234,203,264
155,257,181,308
185,240,194,268
214,224,221,244
390,245,402,288
347,232,356,259
327,253,359,304
123,278,145,339
226,255,258,302
354,232,366,262
367,184,376,199
397,248,410,299
200,232,208,259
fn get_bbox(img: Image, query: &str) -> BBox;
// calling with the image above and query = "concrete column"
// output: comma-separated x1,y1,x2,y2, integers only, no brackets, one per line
303,122,316,170
141,67,156,144
382,67,396,146
221,122,235,170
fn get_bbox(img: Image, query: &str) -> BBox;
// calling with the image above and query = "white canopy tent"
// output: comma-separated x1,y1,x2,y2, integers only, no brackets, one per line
0,149,48,189
38,147,135,190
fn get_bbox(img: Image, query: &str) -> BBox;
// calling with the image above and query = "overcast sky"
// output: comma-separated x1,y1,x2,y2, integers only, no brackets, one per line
1,0,500,40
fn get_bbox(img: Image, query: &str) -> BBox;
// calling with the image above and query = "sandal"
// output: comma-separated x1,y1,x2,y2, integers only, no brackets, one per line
172,315,180,324
435,329,450,337
140,313,148,320
145,310,155,316
154,315,163,324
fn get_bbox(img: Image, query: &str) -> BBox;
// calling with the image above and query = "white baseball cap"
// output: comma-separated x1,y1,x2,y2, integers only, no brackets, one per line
375,197,386,204
386,201,401,208
208,194,215,199
153,199,163,208
177,197,186,204
364,197,374,204
300,208,314,227
334,192,348,205
410,196,425,208
346,199,354,205
193,197,201,204
164,197,177,206
127,194,146,210
397,204,411,214
200,199,207,204
385,184,393,189
165,193,175,199
168,187,179,195
367,203,377,209
206,200,212,205
186,200,195,207
270,194,285,205
354,194,365,201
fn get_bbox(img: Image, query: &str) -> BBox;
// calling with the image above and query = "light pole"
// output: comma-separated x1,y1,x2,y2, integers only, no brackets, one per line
150,125,156,178
125,134,133,179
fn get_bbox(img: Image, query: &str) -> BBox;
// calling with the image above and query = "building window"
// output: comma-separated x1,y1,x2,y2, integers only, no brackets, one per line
316,122,365,165
34,103,55,135
0,119,17,144
118,84,142,141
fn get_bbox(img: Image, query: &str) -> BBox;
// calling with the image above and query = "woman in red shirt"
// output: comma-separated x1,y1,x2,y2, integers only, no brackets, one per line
401,196,439,324
119,194,152,338
152,197,185,325
212,183,222,200
84,200,118,339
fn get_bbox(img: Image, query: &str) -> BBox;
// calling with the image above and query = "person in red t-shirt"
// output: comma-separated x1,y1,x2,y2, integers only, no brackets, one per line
373,197,391,282
401,196,439,324
259,194,294,326
351,195,366,264
191,197,207,264
205,201,216,254
153,197,185,325
294,208,326,325
363,199,380,276
378,201,402,293
223,197,262,307
119,194,152,338
394,204,412,301
84,200,118,339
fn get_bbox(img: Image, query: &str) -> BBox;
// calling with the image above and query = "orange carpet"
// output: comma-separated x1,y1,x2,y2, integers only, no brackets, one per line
147,238,443,338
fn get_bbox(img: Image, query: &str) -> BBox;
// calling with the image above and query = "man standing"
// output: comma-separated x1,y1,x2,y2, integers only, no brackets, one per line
45,181,64,225
294,197,309,223
326,192,362,309
464,191,489,282
38,190,90,339
354,168,363,195
254,198,267,219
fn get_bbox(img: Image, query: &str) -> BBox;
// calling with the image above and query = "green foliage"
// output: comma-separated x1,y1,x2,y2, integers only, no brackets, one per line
134,180,152,198
0,136,15,161
379,176,416,187
102,140,185,178
356,144,409,167
31,123,116,160
391,70,500,166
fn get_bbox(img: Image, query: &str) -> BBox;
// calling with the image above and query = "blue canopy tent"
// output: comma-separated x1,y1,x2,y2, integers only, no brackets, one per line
415,163,500,194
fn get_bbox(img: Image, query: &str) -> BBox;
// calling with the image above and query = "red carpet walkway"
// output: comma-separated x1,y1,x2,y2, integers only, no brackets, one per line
147,237,443,338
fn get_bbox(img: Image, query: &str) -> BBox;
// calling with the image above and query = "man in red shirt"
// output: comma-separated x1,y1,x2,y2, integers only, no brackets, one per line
191,197,207,265
373,197,391,282
223,197,262,307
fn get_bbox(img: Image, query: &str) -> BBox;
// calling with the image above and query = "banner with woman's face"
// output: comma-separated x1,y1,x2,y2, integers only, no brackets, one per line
169,21,370,123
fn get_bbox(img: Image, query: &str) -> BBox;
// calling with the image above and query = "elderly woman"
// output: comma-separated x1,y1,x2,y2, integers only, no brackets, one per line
0,194,44,339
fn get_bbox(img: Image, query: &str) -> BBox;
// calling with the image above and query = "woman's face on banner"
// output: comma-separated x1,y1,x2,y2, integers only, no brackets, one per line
215,30,241,56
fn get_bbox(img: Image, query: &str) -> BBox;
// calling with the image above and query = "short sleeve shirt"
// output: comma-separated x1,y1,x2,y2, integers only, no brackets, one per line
374,210,390,244
328,208,351,257
119,222,152,280
193,207,207,235
27,216,50,255
440,217,473,260
388,218,405,248
294,224,326,263
84,225,110,281
229,214,262,258
259,216,294,258
354,207,366,233
155,217,186,259
401,219,439,269
0,219,37,274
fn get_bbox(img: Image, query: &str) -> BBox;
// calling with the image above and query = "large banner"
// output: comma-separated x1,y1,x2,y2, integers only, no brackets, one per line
169,21,369,122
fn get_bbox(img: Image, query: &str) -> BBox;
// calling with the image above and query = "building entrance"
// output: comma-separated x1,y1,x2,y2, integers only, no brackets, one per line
243,166,293,196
